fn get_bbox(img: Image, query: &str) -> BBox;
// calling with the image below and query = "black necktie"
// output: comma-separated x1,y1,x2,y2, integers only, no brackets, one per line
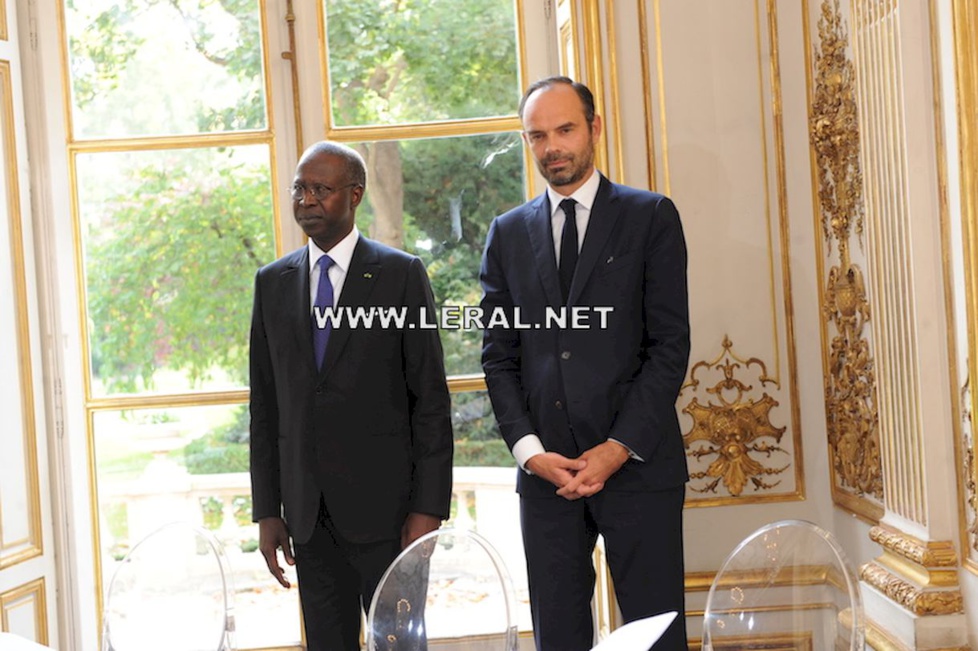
558,198,578,304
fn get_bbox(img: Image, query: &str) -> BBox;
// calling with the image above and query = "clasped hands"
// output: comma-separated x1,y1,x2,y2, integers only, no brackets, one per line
525,440,630,500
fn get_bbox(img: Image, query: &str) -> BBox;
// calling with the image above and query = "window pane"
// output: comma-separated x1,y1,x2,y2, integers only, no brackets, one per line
342,134,525,376
66,0,267,138
325,0,520,127
78,146,276,395
447,391,531,633
95,404,302,649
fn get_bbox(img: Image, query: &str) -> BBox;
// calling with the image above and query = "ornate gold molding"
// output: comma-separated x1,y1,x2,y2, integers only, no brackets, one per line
876,552,959,590
810,0,883,512
863,617,911,651
869,527,958,568
859,562,963,616
952,0,978,572
681,336,789,498
963,376,978,560
0,578,48,644
689,633,811,651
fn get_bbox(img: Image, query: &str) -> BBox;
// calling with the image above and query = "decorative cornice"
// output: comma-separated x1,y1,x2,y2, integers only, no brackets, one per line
869,527,959,567
860,562,963,615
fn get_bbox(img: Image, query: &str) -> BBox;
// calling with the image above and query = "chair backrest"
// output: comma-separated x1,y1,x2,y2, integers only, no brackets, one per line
101,521,235,651
702,519,864,651
366,528,518,651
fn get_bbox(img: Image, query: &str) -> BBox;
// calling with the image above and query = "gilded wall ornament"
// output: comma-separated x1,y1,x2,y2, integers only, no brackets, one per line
681,336,788,497
962,374,978,553
811,0,883,502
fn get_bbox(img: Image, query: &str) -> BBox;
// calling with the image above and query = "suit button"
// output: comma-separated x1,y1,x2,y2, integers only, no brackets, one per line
555,400,563,410
561,351,571,360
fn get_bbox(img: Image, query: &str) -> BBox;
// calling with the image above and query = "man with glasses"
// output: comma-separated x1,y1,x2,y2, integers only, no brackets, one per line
249,140,453,650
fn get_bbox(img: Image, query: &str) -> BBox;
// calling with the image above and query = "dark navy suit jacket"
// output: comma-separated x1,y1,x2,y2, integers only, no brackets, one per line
480,175,690,497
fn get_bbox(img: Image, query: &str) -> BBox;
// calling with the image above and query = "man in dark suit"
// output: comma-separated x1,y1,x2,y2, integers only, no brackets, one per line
480,77,690,650
249,141,453,650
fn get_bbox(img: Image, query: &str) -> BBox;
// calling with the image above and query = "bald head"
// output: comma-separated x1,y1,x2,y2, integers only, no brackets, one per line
299,141,367,189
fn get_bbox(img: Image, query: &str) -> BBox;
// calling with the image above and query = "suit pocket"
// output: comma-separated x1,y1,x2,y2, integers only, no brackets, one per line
592,251,643,303
596,250,641,276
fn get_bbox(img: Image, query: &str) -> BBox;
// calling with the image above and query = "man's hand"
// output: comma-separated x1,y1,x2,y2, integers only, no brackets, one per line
259,517,294,588
402,512,442,549
556,441,630,499
525,452,588,497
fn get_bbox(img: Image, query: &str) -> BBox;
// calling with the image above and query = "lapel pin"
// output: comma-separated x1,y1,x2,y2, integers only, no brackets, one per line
364,272,373,279
606,256,614,264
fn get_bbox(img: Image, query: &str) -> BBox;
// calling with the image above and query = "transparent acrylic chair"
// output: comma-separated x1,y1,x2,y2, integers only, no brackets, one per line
366,528,518,651
101,521,235,651
702,519,864,650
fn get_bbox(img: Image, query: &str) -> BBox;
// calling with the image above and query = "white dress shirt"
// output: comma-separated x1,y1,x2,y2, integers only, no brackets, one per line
308,226,360,311
548,168,600,264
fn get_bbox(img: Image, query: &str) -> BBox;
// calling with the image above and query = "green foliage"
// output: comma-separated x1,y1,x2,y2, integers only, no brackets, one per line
240,538,259,553
400,134,524,375
200,496,223,529
184,406,250,474
67,2,144,107
87,158,274,392
325,0,518,125
187,0,266,131
454,439,515,468
451,392,513,467
184,444,250,474
68,0,265,134
77,0,524,468
233,495,252,525
451,392,499,441
323,0,523,356
103,501,129,541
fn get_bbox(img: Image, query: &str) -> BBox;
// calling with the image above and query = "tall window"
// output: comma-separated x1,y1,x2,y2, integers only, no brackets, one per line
63,0,294,647
62,0,537,647
317,0,534,637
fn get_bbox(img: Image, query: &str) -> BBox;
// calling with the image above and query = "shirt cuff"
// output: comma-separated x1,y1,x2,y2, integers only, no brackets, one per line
608,438,644,462
513,434,547,473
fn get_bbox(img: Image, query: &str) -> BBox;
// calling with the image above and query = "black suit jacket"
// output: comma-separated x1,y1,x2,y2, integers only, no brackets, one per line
250,236,453,544
480,175,690,497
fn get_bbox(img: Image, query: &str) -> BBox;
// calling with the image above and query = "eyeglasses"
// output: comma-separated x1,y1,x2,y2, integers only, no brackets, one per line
290,182,360,202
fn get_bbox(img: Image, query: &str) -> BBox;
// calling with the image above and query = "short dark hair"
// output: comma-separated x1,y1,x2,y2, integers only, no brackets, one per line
298,141,367,188
518,76,596,125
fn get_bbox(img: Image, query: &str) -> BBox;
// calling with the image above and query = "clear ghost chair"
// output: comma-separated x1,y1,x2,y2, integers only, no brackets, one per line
702,519,864,650
366,528,518,651
101,521,235,651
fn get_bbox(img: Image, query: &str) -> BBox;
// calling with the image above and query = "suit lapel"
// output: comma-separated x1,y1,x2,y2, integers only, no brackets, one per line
569,176,620,305
523,195,563,307
319,237,382,380
282,247,318,375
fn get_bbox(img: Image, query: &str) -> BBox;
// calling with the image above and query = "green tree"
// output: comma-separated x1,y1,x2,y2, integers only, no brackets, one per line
76,0,525,391
324,0,520,250
68,0,265,136
86,156,274,391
